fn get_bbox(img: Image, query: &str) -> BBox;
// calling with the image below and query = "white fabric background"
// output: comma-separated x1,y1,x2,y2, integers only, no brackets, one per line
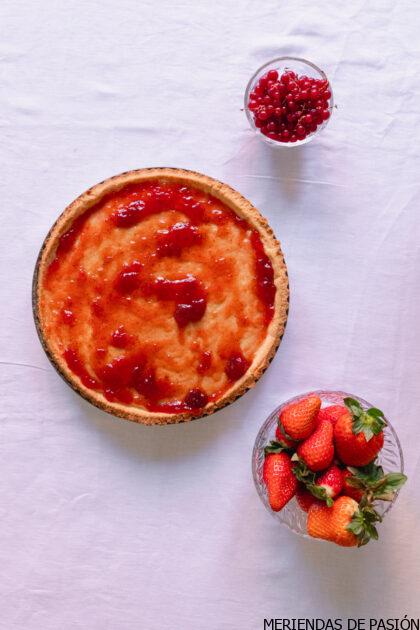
1,1,420,628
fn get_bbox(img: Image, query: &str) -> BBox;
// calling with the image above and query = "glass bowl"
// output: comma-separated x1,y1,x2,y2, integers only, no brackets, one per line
244,56,334,148
252,390,404,538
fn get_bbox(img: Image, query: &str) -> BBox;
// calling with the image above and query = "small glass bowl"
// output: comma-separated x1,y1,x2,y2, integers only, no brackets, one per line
252,390,404,538
244,56,334,148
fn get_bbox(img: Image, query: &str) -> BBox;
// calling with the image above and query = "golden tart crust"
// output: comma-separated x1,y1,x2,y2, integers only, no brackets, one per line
33,168,289,425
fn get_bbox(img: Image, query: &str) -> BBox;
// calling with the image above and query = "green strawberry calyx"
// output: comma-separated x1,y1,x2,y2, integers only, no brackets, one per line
264,440,289,455
343,397,387,441
345,463,407,546
291,459,334,507
347,499,382,546
291,456,313,482
305,483,334,507
346,462,407,502
265,421,299,455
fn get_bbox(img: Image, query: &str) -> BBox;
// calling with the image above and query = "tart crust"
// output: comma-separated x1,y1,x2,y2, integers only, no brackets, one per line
33,168,289,425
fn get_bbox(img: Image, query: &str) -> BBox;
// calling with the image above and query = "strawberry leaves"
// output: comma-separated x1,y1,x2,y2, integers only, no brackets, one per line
346,463,407,501
292,459,333,506
291,457,315,483
343,397,387,441
375,473,407,501
373,473,407,500
305,483,334,507
293,457,407,511
346,462,384,487
264,440,288,454
347,501,382,546
344,462,406,545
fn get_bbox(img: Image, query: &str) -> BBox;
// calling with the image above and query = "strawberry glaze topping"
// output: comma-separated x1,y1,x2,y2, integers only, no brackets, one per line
44,180,277,413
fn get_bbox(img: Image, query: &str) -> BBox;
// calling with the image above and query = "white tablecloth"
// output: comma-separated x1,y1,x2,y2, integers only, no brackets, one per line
1,1,420,628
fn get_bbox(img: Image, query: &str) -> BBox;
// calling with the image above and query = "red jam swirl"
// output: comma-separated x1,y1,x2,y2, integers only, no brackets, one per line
63,349,99,390
61,309,75,325
64,347,210,412
110,185,206,230
251,231,276,324
142,275,207,328
45,180,277,413
197,351,212,374
110,326,132,349
46,208,96,280
183,388,209,409
114,261,143,294
156,222,202,257
112,199,148,228
225,351,250,381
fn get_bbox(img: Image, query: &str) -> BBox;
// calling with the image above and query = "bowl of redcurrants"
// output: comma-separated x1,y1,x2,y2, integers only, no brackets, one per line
245,57,333,146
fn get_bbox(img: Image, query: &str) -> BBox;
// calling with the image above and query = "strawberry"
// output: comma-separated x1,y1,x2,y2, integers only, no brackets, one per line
316,405,347,427
296,483,322,513
341,469,364,502
264,425,296,456
334,398,386,466
309,464,343,506
275,419,297,449
280,395,321,441
317,465,343,497
263,453,298,512
294,463,343,507
296,419,334,472
307,496,360,547
292,460,343,509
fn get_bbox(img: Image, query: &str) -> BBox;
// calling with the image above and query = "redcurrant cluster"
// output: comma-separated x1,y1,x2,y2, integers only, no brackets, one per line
248,68,332,143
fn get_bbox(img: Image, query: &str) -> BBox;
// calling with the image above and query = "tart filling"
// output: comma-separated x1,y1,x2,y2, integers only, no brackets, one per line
34,169,288,423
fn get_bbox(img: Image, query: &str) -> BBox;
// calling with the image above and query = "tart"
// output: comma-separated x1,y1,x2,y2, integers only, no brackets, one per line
33,168,289,425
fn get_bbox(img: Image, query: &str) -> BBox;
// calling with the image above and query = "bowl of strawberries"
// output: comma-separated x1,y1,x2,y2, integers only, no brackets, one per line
252,391,406,547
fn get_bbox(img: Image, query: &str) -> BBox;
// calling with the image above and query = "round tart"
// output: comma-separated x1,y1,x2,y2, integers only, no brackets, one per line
33,168,289,425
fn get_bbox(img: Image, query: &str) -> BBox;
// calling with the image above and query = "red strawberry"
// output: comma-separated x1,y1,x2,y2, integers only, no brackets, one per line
296,483,322,513
298,464,343,507
280,395,321,441
317,464,343,498
316,405,347,427
297,419,334,472
263,453,298,512
341,469,364,502
334,398,385,466
307,496,360,547
275,420,297,449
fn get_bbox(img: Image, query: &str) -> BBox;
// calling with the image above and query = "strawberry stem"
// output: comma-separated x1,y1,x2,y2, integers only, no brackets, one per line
264,440,288,455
